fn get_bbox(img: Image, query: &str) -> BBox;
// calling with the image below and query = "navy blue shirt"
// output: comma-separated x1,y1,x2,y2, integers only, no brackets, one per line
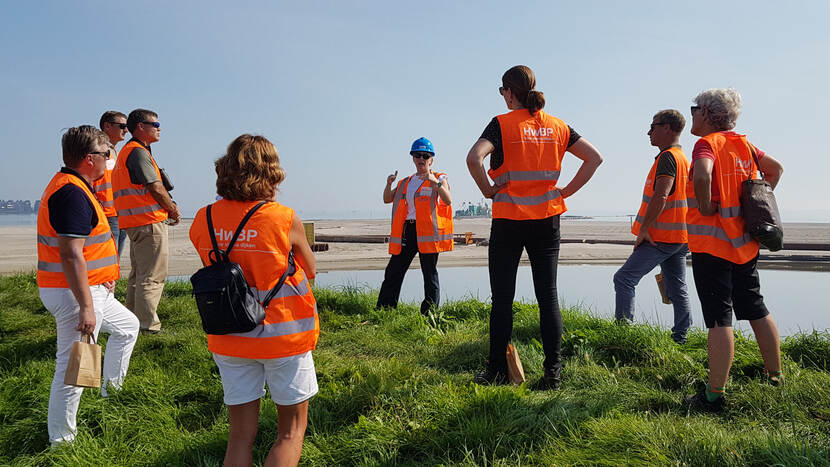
48,168,98,237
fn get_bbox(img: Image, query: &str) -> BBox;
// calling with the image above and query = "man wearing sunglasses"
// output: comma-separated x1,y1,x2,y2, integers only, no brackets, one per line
93,111,128,258
112,108,180,334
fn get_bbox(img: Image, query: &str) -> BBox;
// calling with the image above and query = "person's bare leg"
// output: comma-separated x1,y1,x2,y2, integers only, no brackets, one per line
224,399,260,467
750,314,782,374
708,325,734,389
264,400,309,467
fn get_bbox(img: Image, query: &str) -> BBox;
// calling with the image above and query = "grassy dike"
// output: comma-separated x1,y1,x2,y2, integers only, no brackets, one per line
1,273,829,466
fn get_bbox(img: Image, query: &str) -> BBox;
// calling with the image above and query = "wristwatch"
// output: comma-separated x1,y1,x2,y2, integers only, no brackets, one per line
434,179,443,189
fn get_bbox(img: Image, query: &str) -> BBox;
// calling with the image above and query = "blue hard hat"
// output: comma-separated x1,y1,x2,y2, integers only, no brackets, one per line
410,137,435,156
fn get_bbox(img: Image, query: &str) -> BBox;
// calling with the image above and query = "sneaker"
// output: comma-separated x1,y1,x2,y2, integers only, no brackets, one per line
683,391,725,413
672,334,687,345
535,367,561,390
473,367,509,386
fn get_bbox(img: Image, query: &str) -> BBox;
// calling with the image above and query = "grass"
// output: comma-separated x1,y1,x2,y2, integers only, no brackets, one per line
1,273,828,466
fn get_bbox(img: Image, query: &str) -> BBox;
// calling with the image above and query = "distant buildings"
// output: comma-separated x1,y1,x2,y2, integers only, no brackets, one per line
0,200,36,214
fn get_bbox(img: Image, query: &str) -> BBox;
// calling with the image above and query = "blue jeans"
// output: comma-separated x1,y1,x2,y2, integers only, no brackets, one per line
107,216,127,259
613,242,692,338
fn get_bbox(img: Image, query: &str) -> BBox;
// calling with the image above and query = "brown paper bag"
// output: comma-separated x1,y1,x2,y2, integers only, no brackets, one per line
506,343,526,384
64,334,101,388
655,273,671,305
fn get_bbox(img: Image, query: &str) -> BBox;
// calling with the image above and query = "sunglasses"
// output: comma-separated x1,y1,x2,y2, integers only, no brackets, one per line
88,151,109,159
690,105,701,114
412,152,432,160
498,86,506,95
649,122,668,130
141,121,161,128
108,122,128,129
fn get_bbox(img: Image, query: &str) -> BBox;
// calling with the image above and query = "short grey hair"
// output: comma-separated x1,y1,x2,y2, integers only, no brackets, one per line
694,88,742,131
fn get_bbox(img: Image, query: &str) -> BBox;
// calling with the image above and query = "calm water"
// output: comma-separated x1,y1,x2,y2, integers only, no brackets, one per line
0,214,37,226
315,265,829,336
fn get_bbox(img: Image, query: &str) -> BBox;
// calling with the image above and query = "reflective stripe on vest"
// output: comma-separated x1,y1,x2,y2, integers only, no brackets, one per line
112,141,168,229
388,173,454,255
631,146,690,243
37,172,119,288
488,110,570,220
685,132,759,264
190,199,319,359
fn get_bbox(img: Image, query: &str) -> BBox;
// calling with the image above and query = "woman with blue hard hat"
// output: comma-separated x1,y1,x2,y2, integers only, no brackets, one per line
377,137,454,314
467,65,603,389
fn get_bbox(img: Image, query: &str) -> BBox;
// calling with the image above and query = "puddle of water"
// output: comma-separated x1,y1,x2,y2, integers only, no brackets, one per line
315,265,829,336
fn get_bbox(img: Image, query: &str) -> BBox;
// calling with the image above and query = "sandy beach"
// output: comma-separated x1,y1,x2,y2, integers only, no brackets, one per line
2,218,828,276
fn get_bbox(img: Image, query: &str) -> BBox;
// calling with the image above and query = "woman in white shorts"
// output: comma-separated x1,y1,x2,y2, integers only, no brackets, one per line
190,134,320,466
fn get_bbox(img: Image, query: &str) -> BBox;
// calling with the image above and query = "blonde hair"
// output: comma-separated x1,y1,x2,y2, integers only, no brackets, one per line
215,134,285,201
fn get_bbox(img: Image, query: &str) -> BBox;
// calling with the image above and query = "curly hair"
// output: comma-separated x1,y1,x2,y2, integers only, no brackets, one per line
694,88,742,131
215,134,285,201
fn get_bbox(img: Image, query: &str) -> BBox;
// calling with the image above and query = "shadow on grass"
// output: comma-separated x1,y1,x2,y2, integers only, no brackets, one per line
0,335,56,372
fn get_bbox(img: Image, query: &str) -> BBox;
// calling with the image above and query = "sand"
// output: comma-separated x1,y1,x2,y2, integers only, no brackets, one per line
2,218,828,276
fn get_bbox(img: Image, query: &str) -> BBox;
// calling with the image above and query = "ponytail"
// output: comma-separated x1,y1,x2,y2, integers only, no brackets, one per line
525,90,546,114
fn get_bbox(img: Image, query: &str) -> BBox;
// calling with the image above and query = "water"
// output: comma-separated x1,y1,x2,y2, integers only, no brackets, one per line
315,265,829,336
0,214,37,226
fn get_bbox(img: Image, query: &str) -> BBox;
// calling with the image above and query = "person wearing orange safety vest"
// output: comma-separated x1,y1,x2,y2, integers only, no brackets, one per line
377,137,453,315
112,109,180,333
189,134,318,467
467,65,603,389
613,109,692,344
92,110,128,257
37,126,139,446
683,88,785,412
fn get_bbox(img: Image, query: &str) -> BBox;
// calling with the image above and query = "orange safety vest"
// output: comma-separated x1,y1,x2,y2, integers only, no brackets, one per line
388,172,454,254
686,132,759,264
190,200,319,359
37,172,119,288
112,140,168,229
92,147,117,218
489,109,571,220
631,146,690,243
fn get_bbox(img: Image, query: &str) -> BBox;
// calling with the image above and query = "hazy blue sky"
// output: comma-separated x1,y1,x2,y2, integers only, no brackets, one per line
2,1,827,221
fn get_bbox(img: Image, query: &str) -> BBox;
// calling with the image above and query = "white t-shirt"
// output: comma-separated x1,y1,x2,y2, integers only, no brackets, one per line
405,173,448,220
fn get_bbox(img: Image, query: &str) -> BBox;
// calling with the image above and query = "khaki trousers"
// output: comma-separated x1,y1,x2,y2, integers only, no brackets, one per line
125,221,168,331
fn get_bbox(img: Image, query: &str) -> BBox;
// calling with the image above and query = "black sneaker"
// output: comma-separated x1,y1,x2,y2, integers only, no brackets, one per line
535,367,561,390
672,333,687,345
683,391,725,413
473,367,509,386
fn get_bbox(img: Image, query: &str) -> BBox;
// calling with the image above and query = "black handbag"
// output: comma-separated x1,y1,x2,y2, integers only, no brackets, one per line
740,145,783,251
190,201,297,335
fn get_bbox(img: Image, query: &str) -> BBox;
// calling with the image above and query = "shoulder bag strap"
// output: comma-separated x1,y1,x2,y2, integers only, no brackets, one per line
747,143,764,181
261,250,298,309
207,201,268,264
225,200,268,255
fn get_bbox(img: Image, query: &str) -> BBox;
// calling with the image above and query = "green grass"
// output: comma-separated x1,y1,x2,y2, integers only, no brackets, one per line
1,273,829,466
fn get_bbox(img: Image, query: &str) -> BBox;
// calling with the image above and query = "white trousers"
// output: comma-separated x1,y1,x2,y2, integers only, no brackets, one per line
39,285,140,446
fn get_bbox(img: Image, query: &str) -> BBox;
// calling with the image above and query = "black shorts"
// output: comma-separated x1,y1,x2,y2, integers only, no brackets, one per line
691,252,769,328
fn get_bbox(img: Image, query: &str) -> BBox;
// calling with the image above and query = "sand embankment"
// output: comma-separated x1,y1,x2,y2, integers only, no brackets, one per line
2,219,828,276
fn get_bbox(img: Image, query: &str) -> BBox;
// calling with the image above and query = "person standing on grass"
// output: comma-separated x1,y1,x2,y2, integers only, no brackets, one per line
377,137,453,315
37,125,139,446
93,110,128,257
112,109,180,334
613,109,692,344
467,65,603,389
189,134,318,466
683,88,785,412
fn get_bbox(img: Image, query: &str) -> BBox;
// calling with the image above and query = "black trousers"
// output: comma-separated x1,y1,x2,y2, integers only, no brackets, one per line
376,221,440,314
488,215,562,373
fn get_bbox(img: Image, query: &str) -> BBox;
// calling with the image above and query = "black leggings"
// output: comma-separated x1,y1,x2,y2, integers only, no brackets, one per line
488,215,562,373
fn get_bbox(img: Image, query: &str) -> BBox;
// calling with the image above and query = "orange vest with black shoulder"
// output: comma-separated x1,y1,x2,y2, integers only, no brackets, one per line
190,200,319,359
631,146,690,243
92,147,117,218
489,109,571,220
388,173,454,254
686,132,759,264
112,140,168,229
37,172,119,288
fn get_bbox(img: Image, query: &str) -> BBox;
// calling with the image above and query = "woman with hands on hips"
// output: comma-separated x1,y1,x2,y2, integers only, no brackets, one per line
377,137,453,315
466,65,603,389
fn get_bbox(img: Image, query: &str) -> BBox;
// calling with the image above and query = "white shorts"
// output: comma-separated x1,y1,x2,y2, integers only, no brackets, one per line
212,351,318,406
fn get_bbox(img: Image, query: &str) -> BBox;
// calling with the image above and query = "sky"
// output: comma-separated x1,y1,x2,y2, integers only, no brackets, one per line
1,1,828,222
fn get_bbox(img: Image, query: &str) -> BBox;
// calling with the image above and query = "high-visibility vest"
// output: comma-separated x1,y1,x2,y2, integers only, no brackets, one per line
631,146,690,243
488,109,570,220
388,172,454,254
112,140,168,229
189,200,319,359
92,147,117,218
686,131,759,264
37,172,119,288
